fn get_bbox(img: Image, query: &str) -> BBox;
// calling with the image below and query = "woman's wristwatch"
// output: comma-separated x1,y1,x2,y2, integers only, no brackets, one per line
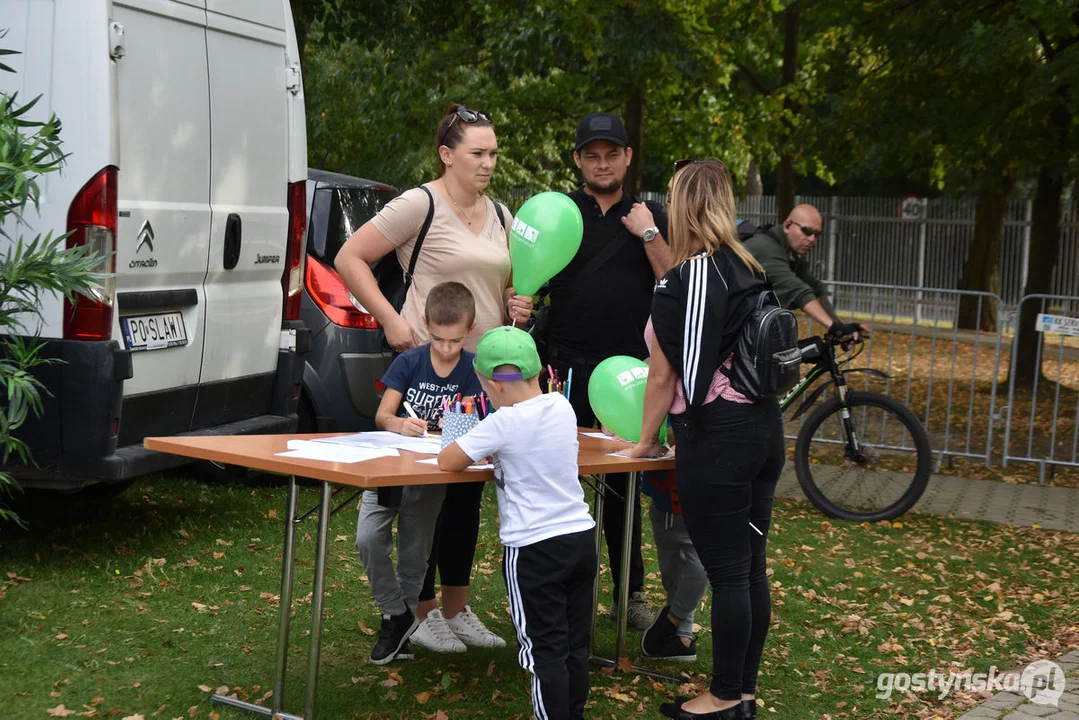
641,226,660,243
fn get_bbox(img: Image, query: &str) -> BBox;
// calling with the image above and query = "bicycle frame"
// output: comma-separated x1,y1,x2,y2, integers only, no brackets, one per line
779,339,891,421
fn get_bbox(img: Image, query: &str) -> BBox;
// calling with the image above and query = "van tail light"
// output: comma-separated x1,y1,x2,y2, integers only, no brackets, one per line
63,166,118,341
282,181,305,321
305,256,379,329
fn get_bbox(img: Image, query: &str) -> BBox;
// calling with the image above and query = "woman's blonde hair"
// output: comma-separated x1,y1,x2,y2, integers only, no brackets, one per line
667,160,764,275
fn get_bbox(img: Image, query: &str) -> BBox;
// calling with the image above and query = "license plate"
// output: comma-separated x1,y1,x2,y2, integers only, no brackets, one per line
121,312,189,351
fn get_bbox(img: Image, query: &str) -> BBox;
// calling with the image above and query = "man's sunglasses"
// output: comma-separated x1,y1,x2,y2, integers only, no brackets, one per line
787,221,823,237
439,107,492,147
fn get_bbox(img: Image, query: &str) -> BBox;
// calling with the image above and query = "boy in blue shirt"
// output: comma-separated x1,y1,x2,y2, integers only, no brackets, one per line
355,281,483,664
439,327,597,720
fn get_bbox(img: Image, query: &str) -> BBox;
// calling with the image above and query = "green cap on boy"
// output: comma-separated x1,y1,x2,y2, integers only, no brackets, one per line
474,326,543,381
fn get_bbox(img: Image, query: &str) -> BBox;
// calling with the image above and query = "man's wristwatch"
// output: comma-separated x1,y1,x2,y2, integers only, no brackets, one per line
641,226,660,243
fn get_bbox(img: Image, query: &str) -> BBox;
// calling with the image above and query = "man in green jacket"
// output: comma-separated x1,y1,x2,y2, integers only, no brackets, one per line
743,204,867,339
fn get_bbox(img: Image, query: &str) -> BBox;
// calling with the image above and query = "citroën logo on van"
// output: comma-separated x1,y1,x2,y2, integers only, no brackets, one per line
136,219,155,253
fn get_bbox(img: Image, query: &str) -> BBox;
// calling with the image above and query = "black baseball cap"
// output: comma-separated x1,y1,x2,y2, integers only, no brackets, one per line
575,112,629,152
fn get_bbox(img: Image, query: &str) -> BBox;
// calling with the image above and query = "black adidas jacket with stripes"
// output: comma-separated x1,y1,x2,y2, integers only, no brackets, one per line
651,246,767,408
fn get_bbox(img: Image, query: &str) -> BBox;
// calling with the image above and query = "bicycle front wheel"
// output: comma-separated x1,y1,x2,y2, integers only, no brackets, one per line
794,391,931,522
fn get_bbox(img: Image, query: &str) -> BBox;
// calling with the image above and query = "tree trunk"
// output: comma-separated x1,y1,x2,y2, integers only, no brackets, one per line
956,181,1010,331
624,88,645,196
775,5,799,221
1013,168,1063,385
745,160,763,196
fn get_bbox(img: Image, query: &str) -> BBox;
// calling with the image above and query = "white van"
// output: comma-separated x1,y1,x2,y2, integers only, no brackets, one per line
0,0,309,490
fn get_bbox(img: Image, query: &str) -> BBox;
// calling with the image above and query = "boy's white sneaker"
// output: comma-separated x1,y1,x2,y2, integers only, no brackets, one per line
410,610,467,653
445,606,507,648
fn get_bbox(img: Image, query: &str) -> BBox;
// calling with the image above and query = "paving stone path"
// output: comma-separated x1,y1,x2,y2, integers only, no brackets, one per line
958,650,1079,720
774,468,1079,532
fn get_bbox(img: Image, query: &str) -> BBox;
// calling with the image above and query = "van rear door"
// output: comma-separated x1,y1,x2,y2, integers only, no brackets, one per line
112,0,212,442
194,0,292,426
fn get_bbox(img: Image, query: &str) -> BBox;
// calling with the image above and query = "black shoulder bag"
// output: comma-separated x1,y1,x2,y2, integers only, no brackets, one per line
372,186,435,352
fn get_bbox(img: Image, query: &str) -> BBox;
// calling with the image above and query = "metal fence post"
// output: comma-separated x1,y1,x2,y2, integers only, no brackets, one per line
915,199,928,324
1020,199,1032,299
827,196,838,283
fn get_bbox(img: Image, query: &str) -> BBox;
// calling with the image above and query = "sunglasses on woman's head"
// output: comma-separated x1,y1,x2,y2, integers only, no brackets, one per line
439,106,493,147
673,158,728,173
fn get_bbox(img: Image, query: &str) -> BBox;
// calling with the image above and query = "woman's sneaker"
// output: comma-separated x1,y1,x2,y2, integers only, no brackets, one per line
410,609,467,653
445,605,507,648
369,608,418,665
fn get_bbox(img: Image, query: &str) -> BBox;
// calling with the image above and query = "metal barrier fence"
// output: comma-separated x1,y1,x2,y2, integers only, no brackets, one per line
816,283,1079,482
802,282,1008,471
1003,295,1079,481
500,190,1079,306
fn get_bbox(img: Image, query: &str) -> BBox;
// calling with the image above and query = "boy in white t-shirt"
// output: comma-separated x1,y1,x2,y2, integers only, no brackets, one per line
439,326,596,720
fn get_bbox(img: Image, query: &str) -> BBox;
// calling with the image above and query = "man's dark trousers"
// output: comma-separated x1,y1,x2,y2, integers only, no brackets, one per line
550,356,645,599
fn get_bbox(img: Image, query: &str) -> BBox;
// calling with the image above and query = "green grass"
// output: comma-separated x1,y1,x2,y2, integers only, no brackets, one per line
1,473,1076,719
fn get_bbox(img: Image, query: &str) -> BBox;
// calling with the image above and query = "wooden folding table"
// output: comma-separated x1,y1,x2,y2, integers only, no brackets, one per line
145,431,675,720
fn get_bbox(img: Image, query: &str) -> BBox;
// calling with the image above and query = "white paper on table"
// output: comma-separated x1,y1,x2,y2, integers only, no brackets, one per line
311,432,443,455
415,457,494,471
276,440,400,464
606,450,674,461
579,431,615,440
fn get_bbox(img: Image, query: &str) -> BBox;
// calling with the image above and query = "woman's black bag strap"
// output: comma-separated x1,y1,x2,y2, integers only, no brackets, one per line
403,185,435,290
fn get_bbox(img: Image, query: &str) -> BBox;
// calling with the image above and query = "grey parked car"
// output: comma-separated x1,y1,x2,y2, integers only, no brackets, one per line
298,169,400,432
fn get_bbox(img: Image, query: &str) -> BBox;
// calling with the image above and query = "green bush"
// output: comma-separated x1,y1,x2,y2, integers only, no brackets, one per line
0,37,103,523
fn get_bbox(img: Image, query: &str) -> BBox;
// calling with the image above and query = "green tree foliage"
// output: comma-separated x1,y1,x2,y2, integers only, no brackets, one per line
0,41,103,523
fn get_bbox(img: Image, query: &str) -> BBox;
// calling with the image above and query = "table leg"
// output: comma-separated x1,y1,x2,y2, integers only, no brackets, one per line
303,481,334,720
588,471,687,683
212,476,301,717
613,470,636,664
590,474,605,653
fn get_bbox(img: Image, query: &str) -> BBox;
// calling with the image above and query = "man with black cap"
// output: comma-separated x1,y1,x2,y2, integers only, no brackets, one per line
544,111,669,631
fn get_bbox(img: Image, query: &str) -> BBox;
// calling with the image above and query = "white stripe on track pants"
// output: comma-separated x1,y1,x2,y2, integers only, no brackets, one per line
504,529,597,720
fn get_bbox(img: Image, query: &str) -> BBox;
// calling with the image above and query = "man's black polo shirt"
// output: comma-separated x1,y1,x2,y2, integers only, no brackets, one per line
546,187,668,363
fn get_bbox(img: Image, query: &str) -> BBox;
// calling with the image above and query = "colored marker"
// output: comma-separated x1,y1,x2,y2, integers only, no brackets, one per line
566,368,574,399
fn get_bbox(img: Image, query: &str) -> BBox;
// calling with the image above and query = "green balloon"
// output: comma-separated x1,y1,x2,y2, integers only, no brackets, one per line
509,191,584,295
588,355,668,444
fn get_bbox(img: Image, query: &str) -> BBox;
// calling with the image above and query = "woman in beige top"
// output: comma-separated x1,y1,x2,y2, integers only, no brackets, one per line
336,105,532,655
336,106,532,352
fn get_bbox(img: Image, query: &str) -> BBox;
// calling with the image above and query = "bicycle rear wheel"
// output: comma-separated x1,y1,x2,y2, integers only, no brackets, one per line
794,390,931,522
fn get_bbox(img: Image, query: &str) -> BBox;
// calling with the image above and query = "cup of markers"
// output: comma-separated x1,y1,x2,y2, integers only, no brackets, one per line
544,365,574,399
440,393,489,448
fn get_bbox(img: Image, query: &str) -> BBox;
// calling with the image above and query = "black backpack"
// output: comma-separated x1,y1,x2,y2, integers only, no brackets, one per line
723,289,801,401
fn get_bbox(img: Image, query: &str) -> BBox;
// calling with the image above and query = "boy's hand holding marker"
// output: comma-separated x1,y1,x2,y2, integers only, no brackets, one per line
400,402,428,437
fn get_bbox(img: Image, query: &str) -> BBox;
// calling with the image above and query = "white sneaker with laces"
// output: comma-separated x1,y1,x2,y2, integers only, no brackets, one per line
445,605,507,648
410,610,467,653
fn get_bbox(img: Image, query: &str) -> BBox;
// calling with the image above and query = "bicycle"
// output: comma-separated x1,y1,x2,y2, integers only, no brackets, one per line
780,334,932,522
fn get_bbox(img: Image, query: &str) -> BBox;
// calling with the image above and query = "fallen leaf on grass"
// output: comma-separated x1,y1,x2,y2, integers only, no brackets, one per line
380,678,399,688
198,685,213,693
415,691,430,704
616,657,634,674
47,706,76,718
121,715,145,720
55,634,68,640
486,660,496,676
358,621,375,636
